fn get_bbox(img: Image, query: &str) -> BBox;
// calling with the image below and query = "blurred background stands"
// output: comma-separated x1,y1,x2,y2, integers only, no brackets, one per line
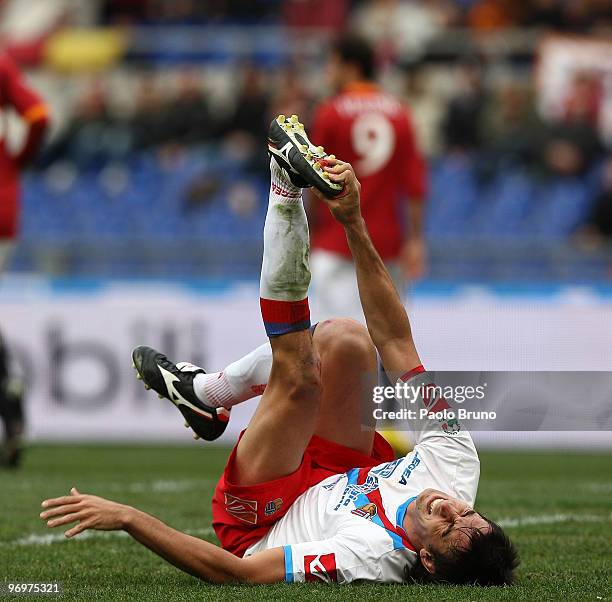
1,0,611,282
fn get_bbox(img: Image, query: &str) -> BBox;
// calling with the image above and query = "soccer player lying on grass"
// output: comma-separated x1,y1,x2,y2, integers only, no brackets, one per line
40,115,518,586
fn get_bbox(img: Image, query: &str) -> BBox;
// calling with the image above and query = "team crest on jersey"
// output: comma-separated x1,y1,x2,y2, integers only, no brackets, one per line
224,493,258,524
441,417,461,435
264,497,283,516
351,502,378,520
304,553,338,583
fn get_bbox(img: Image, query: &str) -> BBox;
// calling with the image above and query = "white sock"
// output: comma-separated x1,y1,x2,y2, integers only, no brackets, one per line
260,159,312,337
260,159,310,303
195,160,312,408
193,342,272,409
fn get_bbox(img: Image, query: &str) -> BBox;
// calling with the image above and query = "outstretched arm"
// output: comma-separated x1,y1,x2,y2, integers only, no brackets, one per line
40,488,284,584
314,160,421,374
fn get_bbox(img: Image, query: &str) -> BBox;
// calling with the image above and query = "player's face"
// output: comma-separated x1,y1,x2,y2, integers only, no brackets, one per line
408,488,490,556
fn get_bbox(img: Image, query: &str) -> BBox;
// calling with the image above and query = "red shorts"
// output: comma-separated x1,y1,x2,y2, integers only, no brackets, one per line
212,430,395,557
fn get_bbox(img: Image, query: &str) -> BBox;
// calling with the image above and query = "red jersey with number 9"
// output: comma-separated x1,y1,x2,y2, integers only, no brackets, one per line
310,82,426,260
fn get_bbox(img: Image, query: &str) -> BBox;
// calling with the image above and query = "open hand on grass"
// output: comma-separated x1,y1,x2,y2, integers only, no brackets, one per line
40,487,131,538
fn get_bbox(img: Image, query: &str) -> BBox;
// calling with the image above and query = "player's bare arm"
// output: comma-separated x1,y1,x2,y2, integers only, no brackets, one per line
40,487,285,584
314,159,421,374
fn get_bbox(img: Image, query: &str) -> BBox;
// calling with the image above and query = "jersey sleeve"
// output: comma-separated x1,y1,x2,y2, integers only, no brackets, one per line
394,370,480,504
283,531,390,584
393,370,463,443
397,108,427,201
0,54,48,122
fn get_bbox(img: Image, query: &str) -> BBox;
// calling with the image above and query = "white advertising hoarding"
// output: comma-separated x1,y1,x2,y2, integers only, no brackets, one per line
1,280,611,448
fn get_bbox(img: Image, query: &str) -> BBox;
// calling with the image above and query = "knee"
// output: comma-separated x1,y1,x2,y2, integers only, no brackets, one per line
314,318,375,360
285,362,322,405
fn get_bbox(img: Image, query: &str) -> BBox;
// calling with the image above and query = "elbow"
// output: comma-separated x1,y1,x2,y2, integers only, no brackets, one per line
190,558,244,585
217,555,263,585
236,554,285,585
233,557,262,584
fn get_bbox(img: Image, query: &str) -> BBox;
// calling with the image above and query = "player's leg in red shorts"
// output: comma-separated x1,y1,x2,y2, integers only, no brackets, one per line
232,316,378,486
232,327,322,486
310,318,377,454
211,316,389,556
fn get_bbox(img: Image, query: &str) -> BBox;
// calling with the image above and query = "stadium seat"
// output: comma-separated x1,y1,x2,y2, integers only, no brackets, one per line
18,150,599,277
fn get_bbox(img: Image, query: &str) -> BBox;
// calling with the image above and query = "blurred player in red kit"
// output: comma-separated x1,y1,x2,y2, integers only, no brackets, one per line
309,35,427,321
0,51,49,268
0,51,49,466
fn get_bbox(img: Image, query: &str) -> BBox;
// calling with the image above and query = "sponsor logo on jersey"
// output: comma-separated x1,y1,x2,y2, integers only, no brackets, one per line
224,493,258,525
351,502,378,520
264,497,283,516
304,553,338,583
399,452,421,485
322,476,343,490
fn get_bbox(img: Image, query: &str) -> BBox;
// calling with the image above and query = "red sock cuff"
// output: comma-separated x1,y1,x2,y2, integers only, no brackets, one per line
260,297,311,337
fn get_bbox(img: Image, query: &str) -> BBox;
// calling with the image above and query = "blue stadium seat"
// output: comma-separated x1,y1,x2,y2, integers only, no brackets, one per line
474,170,535,239
19,149,599,277
526,178,592,239
426,157,480,240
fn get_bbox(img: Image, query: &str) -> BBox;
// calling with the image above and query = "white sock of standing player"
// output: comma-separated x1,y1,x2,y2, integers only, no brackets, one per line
193,158,311,409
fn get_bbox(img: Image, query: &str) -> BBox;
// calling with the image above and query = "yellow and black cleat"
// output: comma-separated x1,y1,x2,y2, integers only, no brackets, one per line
268,114,344,197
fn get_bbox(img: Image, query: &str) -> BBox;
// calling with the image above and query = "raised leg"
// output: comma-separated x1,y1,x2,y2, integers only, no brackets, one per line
232,329,322,486
230,155,319,486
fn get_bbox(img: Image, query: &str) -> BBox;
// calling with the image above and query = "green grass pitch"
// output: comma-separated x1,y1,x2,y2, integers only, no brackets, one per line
1,444,611,601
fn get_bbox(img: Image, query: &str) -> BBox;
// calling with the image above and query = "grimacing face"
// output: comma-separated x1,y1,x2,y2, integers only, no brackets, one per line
405,488,491,572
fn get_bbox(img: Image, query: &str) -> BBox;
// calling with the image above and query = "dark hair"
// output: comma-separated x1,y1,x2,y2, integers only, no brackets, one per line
407,518,519,586
332,34,376,80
